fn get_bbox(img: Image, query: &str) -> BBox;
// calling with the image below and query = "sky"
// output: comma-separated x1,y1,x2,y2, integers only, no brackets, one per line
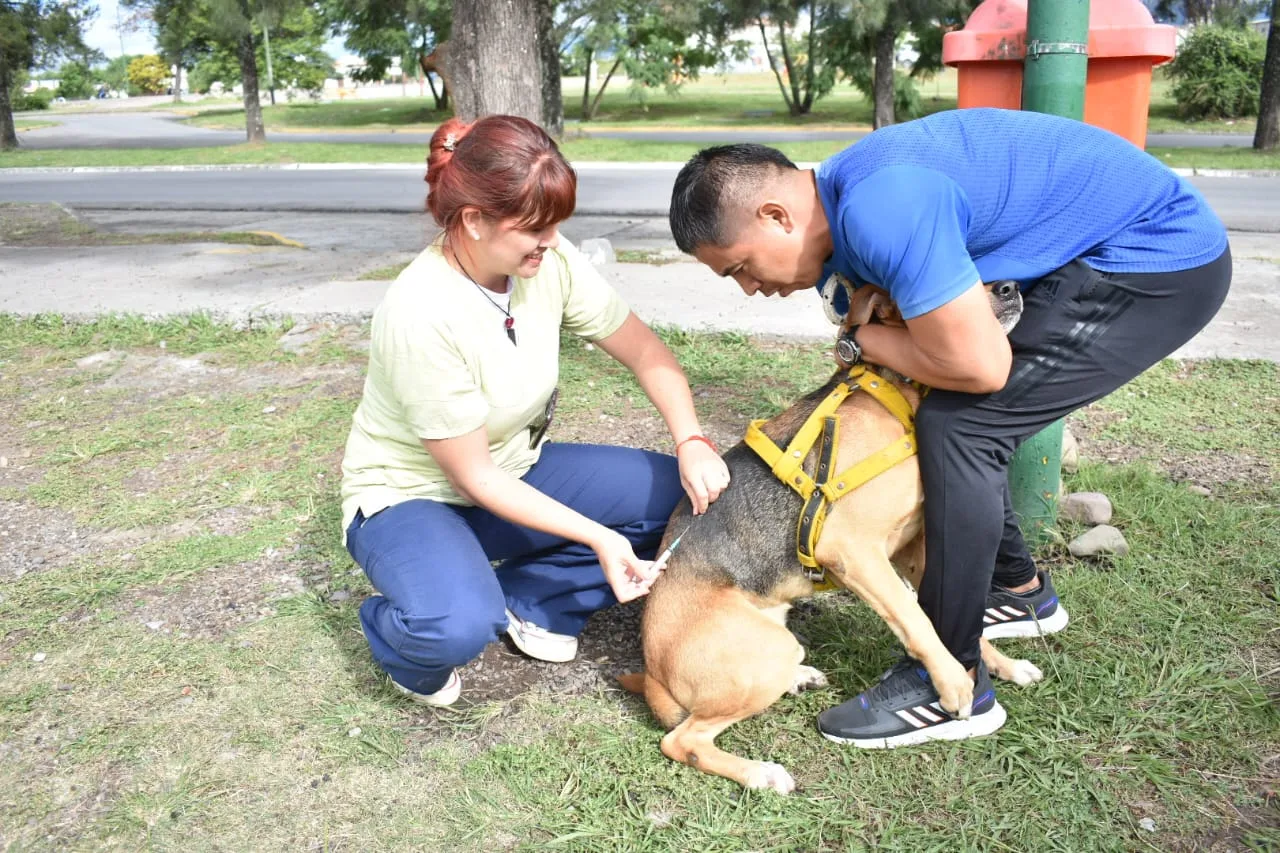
82,0,349,63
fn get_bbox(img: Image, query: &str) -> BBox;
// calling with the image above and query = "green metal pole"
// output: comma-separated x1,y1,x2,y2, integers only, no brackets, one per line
1009,0,1090,545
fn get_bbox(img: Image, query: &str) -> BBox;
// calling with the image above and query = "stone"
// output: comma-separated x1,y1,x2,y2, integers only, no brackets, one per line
1188,484,1212,497
1068,525,1129,558
330,590,351,603
578,238,616,266
1060,492,1113,525
75,350,125,370
277,323,324,354
1061,426,1080,474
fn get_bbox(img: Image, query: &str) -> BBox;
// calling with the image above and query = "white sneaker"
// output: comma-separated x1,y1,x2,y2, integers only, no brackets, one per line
505,608,578,663
391,669,461,707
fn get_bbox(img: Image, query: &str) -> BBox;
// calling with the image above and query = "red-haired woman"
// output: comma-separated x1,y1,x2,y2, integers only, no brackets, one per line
340,115,729,706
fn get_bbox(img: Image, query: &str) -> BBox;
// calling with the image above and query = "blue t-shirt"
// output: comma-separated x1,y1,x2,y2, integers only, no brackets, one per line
816,108,1228,319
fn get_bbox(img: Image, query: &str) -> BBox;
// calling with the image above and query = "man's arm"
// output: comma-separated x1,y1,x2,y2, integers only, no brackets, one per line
854,281,1012,394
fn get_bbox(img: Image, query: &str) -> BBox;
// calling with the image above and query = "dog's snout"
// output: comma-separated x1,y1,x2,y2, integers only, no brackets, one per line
994,281,1017,298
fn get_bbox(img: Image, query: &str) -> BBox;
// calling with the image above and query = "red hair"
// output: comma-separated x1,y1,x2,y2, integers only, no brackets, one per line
425,115,577,236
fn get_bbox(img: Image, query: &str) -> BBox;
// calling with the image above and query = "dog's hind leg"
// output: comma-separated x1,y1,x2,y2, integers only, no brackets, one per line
980,638,1043,687
661,715,796,794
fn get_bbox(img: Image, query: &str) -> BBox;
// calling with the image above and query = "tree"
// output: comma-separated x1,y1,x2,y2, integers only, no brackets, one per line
0,0,99,150
720,1,836,117
128,53,170,93
202,0,302,141
325,0,451,108
1257,0,1279,148
55,59,95,99
447,0,550,128
1149,0,1266,26
560,0,740,121
1168,24,1265,118
828,0,978,128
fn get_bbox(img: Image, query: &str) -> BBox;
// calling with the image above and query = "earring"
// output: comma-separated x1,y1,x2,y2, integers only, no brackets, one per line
471,232,479,240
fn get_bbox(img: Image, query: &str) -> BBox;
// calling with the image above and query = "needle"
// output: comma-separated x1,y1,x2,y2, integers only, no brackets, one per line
652,525,691,573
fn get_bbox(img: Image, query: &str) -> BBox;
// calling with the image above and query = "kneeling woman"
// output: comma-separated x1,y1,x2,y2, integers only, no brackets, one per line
340,115,729,706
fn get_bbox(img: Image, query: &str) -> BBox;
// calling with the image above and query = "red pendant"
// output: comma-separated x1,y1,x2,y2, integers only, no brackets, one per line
504,316,517,345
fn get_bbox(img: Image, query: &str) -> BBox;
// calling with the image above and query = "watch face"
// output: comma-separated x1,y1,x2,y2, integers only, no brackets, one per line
836,336,859,365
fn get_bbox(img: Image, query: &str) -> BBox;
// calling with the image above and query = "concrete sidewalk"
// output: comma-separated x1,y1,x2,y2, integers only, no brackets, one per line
1,226,1276,361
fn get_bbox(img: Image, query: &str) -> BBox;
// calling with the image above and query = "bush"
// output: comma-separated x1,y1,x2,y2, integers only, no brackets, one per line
11,88,54,111
55,61,94,101
1167,25,1265,120
127,55,170,95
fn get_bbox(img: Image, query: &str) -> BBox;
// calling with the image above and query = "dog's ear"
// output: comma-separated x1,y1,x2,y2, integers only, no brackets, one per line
842,285,893,332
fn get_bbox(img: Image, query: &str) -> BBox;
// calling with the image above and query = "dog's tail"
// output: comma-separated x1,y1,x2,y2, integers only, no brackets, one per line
617,672,646,693
617,672,688,729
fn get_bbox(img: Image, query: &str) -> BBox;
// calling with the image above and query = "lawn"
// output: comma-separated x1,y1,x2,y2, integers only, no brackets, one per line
0,315,1275,850
173,69,1253,137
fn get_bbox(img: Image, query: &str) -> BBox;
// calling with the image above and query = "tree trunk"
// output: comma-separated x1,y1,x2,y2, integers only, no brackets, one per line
873,25,896,129
759,18,795,115
581,47,593,118
0,55,18,151
447,0,552,130
537,0,563,136
1256,0,1280,150
586,57,621,120
237,29,266,142
173,64,183,102
778,19,805,115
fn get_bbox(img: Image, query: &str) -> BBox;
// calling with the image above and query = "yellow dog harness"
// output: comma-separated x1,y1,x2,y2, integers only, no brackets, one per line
743,365,919,590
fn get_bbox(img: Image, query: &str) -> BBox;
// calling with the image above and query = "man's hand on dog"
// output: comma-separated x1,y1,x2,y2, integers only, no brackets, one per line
593,531,660,602
677,440,731,514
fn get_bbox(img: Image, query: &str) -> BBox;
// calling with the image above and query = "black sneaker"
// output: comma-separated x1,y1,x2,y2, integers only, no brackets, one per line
982,569,1069,640
817,658,1006,749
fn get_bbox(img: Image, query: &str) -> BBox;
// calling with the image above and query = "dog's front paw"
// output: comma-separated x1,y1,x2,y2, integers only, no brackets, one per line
933,662,975,720
745,761,795,795
788,665,829,695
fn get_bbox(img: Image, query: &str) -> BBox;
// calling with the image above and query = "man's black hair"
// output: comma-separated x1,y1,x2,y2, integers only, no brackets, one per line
668,144,798,254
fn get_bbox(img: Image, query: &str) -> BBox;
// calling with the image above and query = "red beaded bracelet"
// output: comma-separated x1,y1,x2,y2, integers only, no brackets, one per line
676,434,718,454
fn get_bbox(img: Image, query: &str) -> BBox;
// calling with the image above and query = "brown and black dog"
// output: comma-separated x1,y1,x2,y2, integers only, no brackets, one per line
620,281,1040,794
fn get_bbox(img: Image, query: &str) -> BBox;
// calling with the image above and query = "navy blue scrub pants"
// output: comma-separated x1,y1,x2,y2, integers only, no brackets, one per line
345,443,684,695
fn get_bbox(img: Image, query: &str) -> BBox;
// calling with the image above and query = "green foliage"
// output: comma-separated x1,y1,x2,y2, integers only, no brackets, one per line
0,0,98,144
55,60,93,99
324,0,449,84
1168,25,1266,119
128,54,171,94
93,55,136,94
187,5,331,95
11,87,54,110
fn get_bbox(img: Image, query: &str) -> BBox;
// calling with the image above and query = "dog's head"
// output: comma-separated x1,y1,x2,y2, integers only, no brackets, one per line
838,280,1024,336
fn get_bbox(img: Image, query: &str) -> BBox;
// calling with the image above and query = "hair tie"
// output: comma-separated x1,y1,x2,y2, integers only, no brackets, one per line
443,132,457,152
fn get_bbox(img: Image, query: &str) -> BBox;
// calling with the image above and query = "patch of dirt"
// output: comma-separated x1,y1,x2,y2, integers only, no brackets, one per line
1068,411,1276,488
129,553,310,641
0,501,268,583
68,351,361,402
0,501,95,580
555,393,755,456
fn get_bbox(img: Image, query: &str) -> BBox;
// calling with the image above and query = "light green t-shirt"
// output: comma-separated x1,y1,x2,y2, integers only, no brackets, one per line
339,237,630,538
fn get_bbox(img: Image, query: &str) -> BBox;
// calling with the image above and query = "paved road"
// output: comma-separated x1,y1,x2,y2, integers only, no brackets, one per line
11,110,1258,150
4,165,1280,231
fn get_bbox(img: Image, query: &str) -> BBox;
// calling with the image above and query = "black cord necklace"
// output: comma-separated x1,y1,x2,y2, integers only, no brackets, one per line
450,244,517,345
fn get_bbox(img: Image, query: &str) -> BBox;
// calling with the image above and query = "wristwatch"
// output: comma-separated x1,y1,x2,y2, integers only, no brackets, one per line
836,325,863,366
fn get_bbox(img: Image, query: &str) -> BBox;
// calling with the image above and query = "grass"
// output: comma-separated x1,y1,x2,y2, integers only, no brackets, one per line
357,260,412,280
0,315,1276,850
0,202,305,249
2,140,1278,171
14,119,58,132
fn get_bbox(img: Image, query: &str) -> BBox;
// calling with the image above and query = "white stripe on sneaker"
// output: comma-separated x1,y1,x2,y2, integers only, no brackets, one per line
985,607,1012,623
894,709,928,729
1001,605,1027,618
913,705,945,723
